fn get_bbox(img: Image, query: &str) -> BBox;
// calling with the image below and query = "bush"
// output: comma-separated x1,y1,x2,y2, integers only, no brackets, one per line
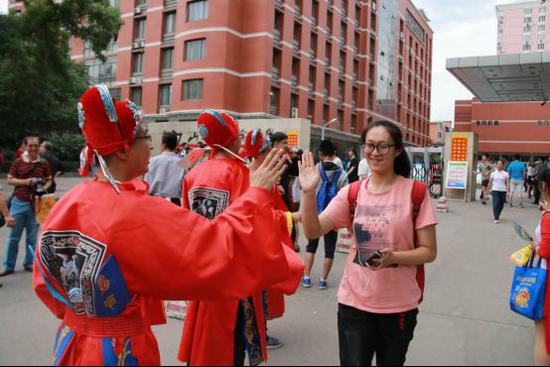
46,133,86,162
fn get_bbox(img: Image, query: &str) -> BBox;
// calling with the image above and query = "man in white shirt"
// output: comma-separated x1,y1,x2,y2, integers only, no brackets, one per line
144,132,186,206
358,157,371,179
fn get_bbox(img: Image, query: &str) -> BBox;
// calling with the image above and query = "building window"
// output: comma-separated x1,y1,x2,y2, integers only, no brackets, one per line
182,79,203,100
130,87,142,106
270,88,279,115
541,6,547,14
540,16,546,23
185,38,206,61
525,17,532,24
110,0,120,8
525,24,532,32
525,8,533,15
132,52,144,74
539,43,545,50
159,84,172,106
164,12,176,35
85,57,117,85
540,24,545,32
161,48,173,70
524,43,531,50
135,19,146,40
187,0,208,22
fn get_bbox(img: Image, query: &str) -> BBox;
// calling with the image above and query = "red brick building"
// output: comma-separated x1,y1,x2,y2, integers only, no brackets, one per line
454,99,550,156
11,0,433,146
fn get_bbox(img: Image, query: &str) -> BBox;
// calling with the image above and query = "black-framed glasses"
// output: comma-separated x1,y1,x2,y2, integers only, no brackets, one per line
363,143,395,155
134,135,152,142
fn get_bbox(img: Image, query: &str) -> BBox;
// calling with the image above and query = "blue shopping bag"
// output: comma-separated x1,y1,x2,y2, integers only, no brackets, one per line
510,254,547,320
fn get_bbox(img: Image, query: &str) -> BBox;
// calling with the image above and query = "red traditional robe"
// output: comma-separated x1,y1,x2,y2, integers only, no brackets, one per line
179,158,303,366
34,178,290,366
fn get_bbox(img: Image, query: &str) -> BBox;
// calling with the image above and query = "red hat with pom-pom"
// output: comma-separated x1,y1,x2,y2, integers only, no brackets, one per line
241,129,271,159
77,84,143,191
196,109,239,148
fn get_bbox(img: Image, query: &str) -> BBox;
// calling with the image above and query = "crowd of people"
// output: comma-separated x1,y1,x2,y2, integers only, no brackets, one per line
3,83,550,366
476,154,550,224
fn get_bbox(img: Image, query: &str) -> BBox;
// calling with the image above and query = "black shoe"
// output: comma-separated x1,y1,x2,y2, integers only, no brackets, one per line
266,335,283,350
0,269,14,277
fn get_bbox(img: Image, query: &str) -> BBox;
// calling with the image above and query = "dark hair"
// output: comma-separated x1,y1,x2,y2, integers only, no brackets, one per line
348,147,357,158
42,141,53,151
319,139,335,157
514,154,521,161
162,132,178,151
360,120,411,178
270,132,288,145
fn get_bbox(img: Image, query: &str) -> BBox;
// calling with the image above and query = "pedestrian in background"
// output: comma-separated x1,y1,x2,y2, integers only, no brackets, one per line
488,160,510,224
346,147,359,183
507,155,526,208
1,136,51,276
358,154,371,180
0,180,16,289
144,131,185,206
477,154,493,205
39,141,64,194
270,132,299,211
527,160,536,200
299,121,437,366
301,139,348,290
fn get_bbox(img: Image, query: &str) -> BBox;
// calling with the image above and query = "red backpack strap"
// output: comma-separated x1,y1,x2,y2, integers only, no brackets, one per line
347,179,363,230
411,180,427,303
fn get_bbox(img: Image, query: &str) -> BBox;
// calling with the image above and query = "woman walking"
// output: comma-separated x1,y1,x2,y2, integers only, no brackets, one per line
299,120,437,366
488,160,510,224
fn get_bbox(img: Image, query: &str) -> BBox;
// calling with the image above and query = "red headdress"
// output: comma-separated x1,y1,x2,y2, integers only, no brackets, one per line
77,84,143,193
241,129,271,159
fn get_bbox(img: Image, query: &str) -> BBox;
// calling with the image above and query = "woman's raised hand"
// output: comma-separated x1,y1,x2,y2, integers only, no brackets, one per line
250,148,287,190
299,151,320,194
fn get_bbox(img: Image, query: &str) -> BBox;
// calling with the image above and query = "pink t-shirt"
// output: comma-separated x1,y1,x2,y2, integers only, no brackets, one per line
323,175,438,314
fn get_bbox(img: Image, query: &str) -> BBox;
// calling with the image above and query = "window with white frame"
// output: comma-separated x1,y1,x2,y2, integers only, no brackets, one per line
185,38,205,61
187,0,208,22
182,79,203,100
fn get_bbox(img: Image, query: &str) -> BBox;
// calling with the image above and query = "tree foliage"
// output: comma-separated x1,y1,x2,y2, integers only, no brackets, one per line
0,0,122,148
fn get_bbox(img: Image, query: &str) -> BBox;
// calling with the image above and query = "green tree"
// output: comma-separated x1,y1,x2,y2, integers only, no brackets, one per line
0,0,122,149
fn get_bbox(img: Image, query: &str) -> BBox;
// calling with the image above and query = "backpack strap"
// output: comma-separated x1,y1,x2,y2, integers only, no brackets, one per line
411,180,427,304
347,179,364,231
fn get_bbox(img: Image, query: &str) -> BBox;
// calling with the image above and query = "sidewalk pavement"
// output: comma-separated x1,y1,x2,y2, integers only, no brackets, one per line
0,178,541,365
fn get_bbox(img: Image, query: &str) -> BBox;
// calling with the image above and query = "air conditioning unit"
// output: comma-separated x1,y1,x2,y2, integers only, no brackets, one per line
130,77,142,85
134,6,142,15
132,41,145,49
291,107,299,118
159,106,171,114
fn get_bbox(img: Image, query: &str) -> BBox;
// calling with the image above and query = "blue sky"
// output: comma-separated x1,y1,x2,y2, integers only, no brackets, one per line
412,0,532,123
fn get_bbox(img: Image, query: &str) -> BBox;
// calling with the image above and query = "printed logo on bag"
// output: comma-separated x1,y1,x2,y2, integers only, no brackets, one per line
188,187,230,220
514,287,531,308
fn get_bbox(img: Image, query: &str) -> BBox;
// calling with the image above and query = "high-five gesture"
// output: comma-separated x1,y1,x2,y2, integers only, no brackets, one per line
299,151,320,194
250,148,288,190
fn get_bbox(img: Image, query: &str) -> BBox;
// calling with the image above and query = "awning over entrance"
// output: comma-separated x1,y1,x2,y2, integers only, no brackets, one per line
446,51,550,102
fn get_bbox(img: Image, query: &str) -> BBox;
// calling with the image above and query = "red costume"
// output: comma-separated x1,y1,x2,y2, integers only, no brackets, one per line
34,86,291,366
179,116,303,366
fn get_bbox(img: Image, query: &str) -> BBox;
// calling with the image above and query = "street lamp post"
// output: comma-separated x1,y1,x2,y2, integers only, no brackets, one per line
321,118,338,140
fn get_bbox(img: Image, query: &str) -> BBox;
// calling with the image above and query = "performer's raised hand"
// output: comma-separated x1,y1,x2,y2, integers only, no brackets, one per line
250,148,287,190
299,151,320,194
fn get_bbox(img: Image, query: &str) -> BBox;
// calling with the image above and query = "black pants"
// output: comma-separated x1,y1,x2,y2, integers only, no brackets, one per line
170,197,182,206
492,191,507,220
306,230,338,259
233,305,246,366
534,179,541,204
338,304,418,366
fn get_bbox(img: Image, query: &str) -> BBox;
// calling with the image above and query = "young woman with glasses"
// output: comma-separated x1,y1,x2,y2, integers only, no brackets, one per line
299,120,438,366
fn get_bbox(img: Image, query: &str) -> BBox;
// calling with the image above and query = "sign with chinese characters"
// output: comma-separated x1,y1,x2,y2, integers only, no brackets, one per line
537,120,550,127
475,120,500,127
451,135,469,162
287,131,299,147
446,161,469,190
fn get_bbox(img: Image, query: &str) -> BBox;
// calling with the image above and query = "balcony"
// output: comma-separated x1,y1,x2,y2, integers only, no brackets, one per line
275,0,283,11
339,36,346,46
291,75,298,89
292,40,300,56
309,49,316,60
338,65,345,74
351,100,357,109
324,57,330,66
294,5,302,21
323,89,329,100
272,67,281,83
273,29,282,47
327,0,333,7
164,0,177,9
308,82,314,96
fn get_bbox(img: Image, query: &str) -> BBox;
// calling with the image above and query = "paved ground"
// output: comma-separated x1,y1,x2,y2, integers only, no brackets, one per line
0,177,540,365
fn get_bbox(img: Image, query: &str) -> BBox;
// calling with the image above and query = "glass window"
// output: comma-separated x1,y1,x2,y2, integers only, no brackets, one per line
110,88,122,101
159,84,172,106
525,8,532,15
110,0,120,8
136,0,146,5
187,0,208,22
185,38,205,61
182,79,203,100
85,56,117,85
540,24,546,32
541,6,547,14
130,87,143,106
135,19,146,40
161,48,173,70
164,12,176,35
133,52,144,74
540,16,546,23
